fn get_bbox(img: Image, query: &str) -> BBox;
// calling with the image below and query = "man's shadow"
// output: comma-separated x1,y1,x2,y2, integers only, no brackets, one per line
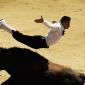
0,47,85,85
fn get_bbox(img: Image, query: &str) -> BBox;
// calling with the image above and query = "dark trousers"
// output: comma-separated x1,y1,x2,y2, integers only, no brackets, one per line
12,31,49,49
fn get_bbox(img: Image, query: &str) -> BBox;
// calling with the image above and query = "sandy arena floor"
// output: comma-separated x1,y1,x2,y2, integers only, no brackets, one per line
0,0,85,84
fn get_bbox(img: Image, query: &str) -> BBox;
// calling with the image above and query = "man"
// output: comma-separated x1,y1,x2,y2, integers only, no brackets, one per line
0,16,71,49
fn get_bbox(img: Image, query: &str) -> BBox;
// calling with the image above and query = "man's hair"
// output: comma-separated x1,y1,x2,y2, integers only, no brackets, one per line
60,16,71,22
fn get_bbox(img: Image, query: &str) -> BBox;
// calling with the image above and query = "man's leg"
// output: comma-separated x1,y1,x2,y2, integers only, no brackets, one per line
12,31,49,49
0,20,49,49
0,19,16,34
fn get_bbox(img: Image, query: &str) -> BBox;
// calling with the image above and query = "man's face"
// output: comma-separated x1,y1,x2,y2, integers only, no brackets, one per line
64,21,70,29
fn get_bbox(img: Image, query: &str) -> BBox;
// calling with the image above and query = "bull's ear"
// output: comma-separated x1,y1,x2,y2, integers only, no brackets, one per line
79,73,85,81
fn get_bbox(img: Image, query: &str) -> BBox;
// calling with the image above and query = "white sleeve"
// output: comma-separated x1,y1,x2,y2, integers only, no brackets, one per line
43,20,56,29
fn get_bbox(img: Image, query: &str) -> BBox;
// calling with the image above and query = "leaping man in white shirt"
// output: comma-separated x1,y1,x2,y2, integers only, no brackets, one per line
0,16,71,49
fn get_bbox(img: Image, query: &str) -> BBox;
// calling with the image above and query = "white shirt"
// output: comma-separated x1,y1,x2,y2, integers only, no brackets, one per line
43,20,64,46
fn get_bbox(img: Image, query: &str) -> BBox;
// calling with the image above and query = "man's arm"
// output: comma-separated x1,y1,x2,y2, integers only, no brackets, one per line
34,16,56,29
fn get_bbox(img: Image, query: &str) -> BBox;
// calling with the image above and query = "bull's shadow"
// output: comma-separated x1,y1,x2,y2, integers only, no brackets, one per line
0,47,85,85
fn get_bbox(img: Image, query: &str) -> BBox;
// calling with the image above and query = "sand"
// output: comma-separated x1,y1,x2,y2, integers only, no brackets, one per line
0,0,85,84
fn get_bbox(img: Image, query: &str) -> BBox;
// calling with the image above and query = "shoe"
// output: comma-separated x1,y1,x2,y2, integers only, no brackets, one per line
0,19,4,26
0,19,4,29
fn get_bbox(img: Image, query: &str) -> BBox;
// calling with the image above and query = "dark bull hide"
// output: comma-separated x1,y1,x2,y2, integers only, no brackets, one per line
0,47,85,85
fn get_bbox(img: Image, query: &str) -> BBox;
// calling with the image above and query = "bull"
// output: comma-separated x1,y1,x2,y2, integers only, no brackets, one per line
0,47,85,85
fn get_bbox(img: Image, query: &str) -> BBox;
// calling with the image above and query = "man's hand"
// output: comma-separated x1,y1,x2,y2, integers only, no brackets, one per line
34,16,44,23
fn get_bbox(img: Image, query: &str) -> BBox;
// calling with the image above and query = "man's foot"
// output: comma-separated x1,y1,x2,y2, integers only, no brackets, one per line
0,19,4,28
0,19,5,30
